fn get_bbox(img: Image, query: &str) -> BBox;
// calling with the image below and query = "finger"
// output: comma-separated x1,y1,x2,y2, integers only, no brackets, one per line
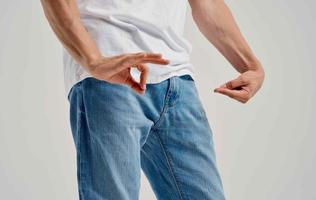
120,53,160,65
128,52,163,61
220,76,247,89
118,55,169,72
135,63,148,90
133,52,163,58
214,88,249,103
135,55,169,65
125,75,145,95
138,59,170,65
113,52,163,64
130,53,169,64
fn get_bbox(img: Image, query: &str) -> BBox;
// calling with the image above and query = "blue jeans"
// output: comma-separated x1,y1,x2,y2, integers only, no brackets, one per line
68,75,226,200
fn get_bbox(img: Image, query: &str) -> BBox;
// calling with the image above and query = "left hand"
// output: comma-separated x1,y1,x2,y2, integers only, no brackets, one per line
214,67,265,104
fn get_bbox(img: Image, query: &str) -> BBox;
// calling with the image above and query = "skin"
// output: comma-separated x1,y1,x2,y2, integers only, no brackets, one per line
188,0,265,103
41,0,264,103
40,0,170,95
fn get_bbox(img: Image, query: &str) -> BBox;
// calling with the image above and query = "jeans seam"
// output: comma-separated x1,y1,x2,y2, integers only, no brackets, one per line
154,130,185,200
168,77,181,108
77,83,85,200
151,79,173,129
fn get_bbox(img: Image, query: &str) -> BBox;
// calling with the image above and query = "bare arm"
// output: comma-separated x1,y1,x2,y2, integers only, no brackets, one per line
40,0,169,94
188,0,265,103
40,0,102,68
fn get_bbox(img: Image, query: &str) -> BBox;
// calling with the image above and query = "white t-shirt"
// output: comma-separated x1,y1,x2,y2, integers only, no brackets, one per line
63,0,196,96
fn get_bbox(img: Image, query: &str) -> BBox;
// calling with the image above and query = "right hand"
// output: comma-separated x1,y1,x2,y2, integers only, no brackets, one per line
88,52,170,95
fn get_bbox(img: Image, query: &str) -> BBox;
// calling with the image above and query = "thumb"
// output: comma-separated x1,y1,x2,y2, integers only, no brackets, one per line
220,76,246,89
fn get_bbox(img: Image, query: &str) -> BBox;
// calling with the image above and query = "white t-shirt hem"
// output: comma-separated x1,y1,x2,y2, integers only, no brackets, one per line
65,65,197,99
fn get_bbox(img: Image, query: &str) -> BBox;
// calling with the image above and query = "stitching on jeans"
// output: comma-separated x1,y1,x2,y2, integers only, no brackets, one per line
77,82,85,200
151,79,173,129
168,77,181,108
154,130,185,200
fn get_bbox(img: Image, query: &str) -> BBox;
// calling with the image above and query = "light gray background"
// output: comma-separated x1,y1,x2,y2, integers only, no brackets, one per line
0,0,315,199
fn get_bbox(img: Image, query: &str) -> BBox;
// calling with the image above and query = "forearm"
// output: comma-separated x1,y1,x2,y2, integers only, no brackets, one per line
189,0,262,73
40,0,102,70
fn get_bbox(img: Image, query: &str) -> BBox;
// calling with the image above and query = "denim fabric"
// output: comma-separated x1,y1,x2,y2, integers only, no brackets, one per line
68,74,226,200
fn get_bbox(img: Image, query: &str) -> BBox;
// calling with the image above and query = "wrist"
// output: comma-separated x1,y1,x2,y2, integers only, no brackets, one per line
247,59,265,80
251,59,264,74
242,57,264,73
85,53,103,72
